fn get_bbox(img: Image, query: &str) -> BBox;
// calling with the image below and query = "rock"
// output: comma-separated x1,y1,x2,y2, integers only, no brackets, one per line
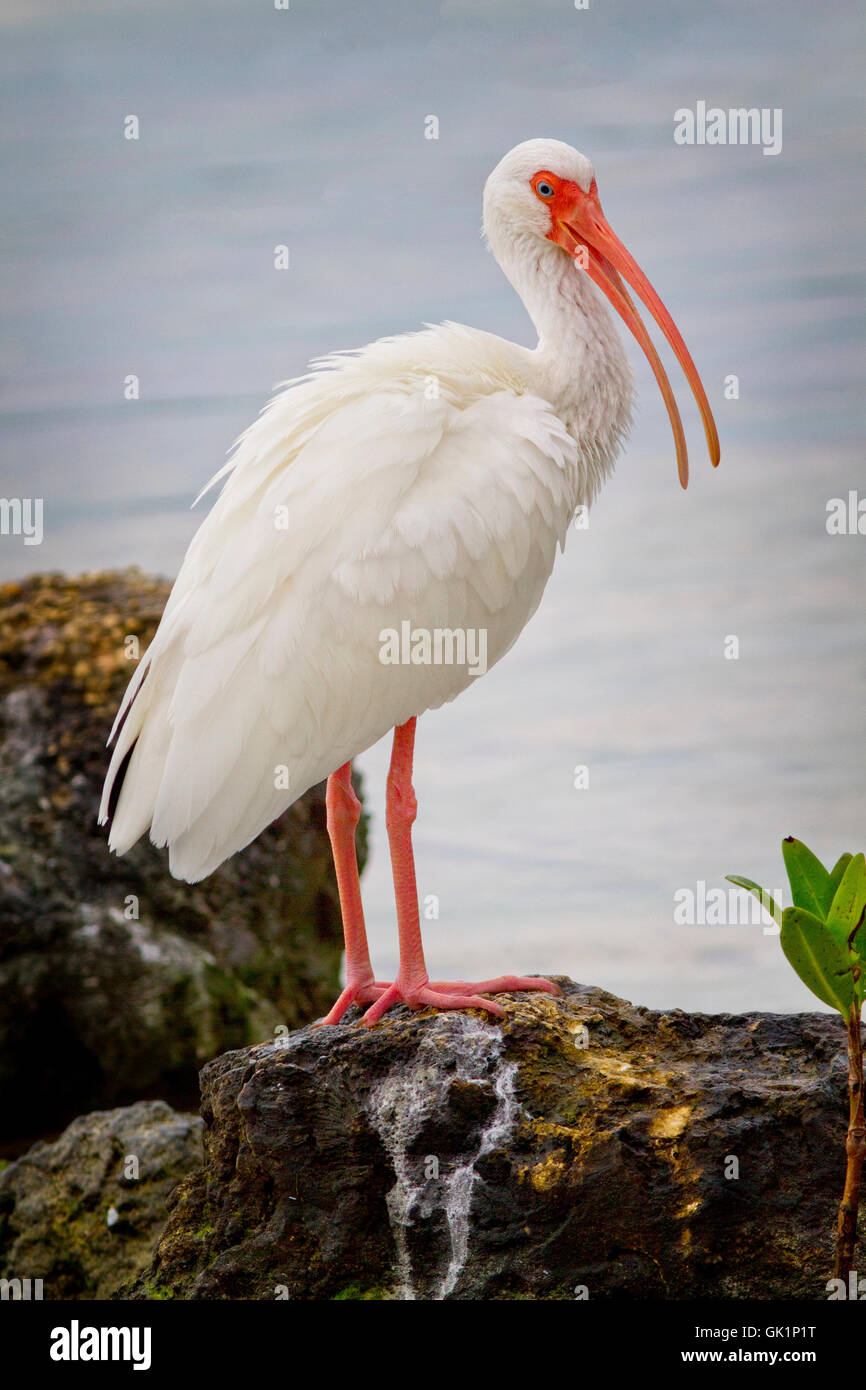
0,571,364,1150
0,1101,202,1300
130,981,849,1301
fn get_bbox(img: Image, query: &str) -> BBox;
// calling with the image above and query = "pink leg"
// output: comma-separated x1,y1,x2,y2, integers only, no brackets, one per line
361,718,560,1026
317,763,389,1025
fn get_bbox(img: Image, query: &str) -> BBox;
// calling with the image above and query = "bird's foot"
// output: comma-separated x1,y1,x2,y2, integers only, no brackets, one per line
314,978,391,1026
360,973,561,1027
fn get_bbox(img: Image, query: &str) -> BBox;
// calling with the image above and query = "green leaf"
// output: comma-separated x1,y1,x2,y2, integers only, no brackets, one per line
780,906,856,1015
781,837,834,918
725,875,782,927
829,853,854,899
827,852,866,947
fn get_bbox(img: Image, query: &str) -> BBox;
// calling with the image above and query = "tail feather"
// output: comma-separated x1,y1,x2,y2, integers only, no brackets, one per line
98,670,153,829
99,626,185,855
107,709,175,856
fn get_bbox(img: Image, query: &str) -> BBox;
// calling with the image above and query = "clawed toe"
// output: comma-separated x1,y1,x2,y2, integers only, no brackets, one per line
353,973,559,1026
428,974,561,998
413,987,505,1018
314,979,388,1026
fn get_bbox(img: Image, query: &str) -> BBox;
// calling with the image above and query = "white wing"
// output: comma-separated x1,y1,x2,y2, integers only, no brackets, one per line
101,327,579,883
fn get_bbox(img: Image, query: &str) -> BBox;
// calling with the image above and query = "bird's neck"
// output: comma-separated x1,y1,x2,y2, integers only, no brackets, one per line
497,235,634,500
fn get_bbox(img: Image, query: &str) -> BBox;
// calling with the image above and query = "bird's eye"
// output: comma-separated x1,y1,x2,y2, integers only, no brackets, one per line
535,180,555,199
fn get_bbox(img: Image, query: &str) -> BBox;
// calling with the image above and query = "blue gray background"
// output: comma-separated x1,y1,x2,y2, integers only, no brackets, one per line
2,0,863,1011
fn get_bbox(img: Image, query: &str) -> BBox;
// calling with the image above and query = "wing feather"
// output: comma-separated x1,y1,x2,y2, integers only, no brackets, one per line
101,327,580,882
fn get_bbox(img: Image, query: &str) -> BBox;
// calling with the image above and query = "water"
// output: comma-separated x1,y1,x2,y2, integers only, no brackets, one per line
1,0,863,1013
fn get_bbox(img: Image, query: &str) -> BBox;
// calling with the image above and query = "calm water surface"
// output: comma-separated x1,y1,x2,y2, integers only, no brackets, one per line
1,0,863,1011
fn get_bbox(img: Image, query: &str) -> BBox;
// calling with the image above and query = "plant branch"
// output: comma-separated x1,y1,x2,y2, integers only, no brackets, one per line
834,1001,865,1280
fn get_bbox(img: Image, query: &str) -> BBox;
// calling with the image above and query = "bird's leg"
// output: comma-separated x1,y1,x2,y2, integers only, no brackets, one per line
317,762,389,1025
361,718,560,1026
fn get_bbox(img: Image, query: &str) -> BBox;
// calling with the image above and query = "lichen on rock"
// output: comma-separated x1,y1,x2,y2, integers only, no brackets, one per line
0,570,363,1150
0,1100,202,1300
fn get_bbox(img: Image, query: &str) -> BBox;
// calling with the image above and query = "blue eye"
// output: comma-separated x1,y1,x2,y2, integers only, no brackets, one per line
536,180,555,199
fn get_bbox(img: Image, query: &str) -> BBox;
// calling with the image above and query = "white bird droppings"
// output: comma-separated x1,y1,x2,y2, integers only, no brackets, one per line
366,1013,520,1301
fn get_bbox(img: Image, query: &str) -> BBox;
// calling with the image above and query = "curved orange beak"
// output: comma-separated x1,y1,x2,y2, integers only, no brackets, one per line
548,177,720,489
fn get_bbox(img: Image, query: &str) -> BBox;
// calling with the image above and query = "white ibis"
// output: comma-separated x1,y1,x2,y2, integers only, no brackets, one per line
100,139,719,1026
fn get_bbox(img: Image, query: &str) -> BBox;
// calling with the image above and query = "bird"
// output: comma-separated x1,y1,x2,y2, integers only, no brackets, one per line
100,138,719,1027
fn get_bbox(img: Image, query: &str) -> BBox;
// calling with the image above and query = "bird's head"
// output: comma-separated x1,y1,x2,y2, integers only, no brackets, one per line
483,138,719,488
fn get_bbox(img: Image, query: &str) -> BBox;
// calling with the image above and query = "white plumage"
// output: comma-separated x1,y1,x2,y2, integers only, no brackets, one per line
101,138,715,899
